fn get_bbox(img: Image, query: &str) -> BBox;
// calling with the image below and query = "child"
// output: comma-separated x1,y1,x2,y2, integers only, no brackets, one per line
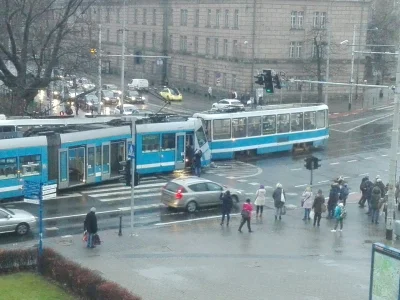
331,203,346,232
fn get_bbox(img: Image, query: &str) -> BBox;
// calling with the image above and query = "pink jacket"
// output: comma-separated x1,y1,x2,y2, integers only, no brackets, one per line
242,202,253,217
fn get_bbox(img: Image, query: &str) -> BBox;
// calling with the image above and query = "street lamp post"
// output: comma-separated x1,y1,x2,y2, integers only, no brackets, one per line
349,25,356,110
119,0,127,114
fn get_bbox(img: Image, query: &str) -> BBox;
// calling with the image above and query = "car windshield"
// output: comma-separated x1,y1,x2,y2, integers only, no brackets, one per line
102,90,114,97
0,207,14,215
128,91,139,96
123,105,137,112
230,100,242,105
86,95,97,102
107,84,118,90
170,88,180,95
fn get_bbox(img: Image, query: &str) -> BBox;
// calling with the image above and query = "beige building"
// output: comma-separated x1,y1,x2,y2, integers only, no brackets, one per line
89,0,370,101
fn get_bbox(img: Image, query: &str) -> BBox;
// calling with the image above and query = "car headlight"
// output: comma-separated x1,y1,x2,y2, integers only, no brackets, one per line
88,102,92,106
132,97,136,100
104,97,110,100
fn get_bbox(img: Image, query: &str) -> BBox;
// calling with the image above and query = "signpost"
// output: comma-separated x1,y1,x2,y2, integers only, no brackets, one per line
129,119,136,235
369,243,400,300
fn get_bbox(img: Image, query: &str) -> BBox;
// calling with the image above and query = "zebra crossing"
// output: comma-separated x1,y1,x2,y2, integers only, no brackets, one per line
81,176,168,204
205,160,262,179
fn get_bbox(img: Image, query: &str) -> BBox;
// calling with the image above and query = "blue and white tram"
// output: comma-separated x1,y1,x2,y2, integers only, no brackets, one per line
193,104,329,160
0,117,210,200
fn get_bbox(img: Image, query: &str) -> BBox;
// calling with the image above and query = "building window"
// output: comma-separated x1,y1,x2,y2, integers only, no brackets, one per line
291,11,296,29
232,74,237,89
193,67,198,82
169,9,173,26
214,38,219,56
223,39,228,56
194,9,199,27
96,8,101,23
169,34,173,51
180,35,187,52
134,9,138,24
142,8,147,25
224,10,229,28
313,12,320,28
206,38,210,55
298,11,304,28
296,42,303,58
233,40,238,56
180,9,188,26
222,73,227,88
206,9,211,27
215,9,220,28
152,9,156,25
106,8,110,23
214,72,221,86
291,11,304,29
312,43,319,58
152,33,156,49
133,31,137,46
106,29,110,42
289,41,295,58
194,36,199,53
233,9,239,28
142,32,146,48
204,70,210,85
320,12,326,28
116,8,121,23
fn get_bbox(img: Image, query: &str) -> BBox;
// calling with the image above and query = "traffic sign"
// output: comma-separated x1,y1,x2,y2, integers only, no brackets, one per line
24,181,41,201
128,144,135,159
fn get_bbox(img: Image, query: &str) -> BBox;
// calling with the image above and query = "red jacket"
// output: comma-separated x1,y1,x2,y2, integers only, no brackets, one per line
242,202,253,217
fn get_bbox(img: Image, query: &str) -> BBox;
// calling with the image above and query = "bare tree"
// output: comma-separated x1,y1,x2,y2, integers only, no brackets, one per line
0,0,95,115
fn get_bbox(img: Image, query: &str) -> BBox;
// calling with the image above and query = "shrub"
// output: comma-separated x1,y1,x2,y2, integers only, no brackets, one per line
97,282,142,300
0,248,37,274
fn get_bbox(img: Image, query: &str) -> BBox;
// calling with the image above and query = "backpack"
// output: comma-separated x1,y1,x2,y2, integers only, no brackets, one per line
340,207,347,219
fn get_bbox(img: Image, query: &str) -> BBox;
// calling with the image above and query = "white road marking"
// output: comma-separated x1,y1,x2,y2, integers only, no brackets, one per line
290,168,302,171
264,186,273,189
285,192,298,196
245,192,254,195
349,192,357,195
343,176,350,179
344,113,393,133
381,154,388,157
99,192,160,202
364,157,373,160
155,213,241,226
237,179,248,182
329,162,340,165
295,184,308,188
226,176,236,179
359,173,369,176
248,182,260,186
347,160,357,163
318,180,330,184
45,227,59,231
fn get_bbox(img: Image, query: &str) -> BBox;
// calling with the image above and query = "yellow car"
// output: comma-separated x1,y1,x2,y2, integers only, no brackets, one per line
160,87,183,101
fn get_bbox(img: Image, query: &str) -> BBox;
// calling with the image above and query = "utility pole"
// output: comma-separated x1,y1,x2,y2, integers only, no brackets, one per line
355,0,366,100
49,69,54,116
386,42,400,240
349,25,356,111
120,0,127,114
324,0,332,105
97,24,102,114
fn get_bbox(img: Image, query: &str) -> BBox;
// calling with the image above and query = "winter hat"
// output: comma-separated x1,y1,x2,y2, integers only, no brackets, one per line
338,203,344,207
276,183,282,188
317,189,323,194
377,178,382,182
245,198,251,203
90,207,96,212
376,175,381,180
260,184,264,189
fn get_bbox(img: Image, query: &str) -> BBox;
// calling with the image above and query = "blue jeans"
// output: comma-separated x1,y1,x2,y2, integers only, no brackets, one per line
367,198,372,214
194,166,201,177
87,233,94,248
371,209,379,223
303,208,311,219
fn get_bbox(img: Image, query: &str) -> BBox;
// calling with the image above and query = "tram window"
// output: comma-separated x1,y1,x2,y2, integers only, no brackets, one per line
290,113,303,132
248,116,261,137
262,115,276,135
142,134,160,152
316,110,326,128
277,114,290,133
162,133,175,151
96,146,101,166
304,112,316,130
232,117,247,138
19,155,41,177
203,120,212,141
213,119,231,140
0,157,18,180
196,126,207,147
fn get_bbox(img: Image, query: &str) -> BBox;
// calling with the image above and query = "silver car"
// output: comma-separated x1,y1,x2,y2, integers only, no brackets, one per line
0,207,36,235
161,177,243,213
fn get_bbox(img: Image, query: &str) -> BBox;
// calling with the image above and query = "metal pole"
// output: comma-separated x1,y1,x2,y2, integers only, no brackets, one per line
120,0,126,114
38,183,43,271
98,24,102,114
49,69,54,116
355,0,366,100
310,168,313,186
324,0,332,105
349,25,356,111
386,41,400,240
130,119,136,235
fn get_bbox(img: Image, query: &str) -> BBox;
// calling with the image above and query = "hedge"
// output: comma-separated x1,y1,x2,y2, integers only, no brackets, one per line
0,248,141,300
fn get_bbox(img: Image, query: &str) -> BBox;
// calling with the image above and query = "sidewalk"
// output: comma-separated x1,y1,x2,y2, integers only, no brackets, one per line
7,197,398,300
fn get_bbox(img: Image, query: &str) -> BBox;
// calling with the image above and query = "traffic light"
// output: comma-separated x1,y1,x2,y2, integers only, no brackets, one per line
312,157,321,169
254,74,264,86
90,48,97,55
273,74,281,89
264,70,274,93
304,157,313,170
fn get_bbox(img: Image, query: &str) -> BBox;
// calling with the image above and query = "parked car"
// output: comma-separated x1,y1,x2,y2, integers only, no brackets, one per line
0,207,36,236
68,88,85,99
161,177,243,213
160,87,182,101
211,99,245,111
113,104,138,115
128,79,149,91
125,90,146,104
102,83,122,96
81,94,101,110
100,89,119,105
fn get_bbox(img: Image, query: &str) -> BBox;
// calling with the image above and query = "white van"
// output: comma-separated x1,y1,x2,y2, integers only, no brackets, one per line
128,79,149,91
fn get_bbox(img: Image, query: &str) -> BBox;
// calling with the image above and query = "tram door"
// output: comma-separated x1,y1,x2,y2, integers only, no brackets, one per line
175,133,186,170
58,149,69,189
86,145,96,183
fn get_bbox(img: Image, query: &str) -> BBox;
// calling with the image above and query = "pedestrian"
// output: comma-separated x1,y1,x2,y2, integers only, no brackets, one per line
327,183,339,219
272,183,286,220
331,203,346,232
339,183,350,206
84,207,98,248
365,178,373,215
193,149,202,177
358,176,369,207
75,101,79,115
375,176,386,198
254,185,266,218
220,190,233,226
371,185,381,224
312,189,325,227
301,186,313,220
90,101,95,114
208,86,212,99
238,199,253,233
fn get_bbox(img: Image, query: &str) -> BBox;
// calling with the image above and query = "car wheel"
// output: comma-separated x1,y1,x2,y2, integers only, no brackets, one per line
16,223,29,236
186,201,197,213
231,195,239,203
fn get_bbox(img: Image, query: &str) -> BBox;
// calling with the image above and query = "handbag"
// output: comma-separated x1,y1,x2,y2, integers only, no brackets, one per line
280,191,286,203
281,205,286,215
241,209,250,218
82,231,88,242
321,203,327,213
309,210,315,220
93,234,101,245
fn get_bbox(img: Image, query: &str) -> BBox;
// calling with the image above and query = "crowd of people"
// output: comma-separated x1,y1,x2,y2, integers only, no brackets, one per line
219,174,394,233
